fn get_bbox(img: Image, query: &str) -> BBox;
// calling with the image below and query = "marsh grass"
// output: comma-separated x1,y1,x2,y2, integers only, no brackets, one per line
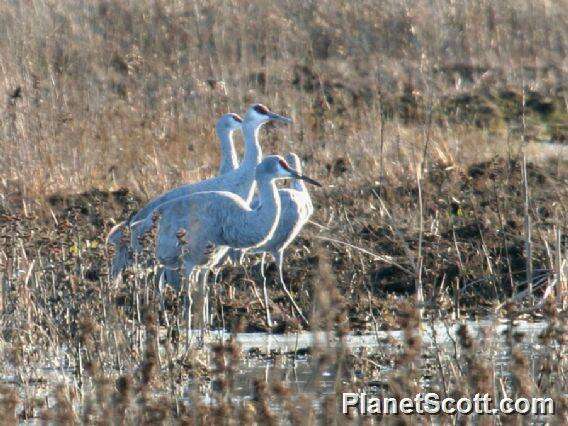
0,0,567,422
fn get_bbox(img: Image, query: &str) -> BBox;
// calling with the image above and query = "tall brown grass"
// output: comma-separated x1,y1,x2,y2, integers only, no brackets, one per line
1,0,566,199
0,1,567,422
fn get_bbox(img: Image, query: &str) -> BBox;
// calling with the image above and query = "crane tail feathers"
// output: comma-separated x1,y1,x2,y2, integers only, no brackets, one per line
107,221,133,279
110,243,132,279
106,221,126,246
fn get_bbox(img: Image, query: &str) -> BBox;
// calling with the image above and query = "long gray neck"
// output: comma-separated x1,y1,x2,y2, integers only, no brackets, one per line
233,122,264,202
289,160,307,192
216,126,238,175
225,175,280,248
239,122,263,172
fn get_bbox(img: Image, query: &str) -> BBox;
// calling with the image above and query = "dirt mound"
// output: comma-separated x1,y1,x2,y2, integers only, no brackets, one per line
47,187,142,227
217,155,564,331
47,187,141,210
3,157,563,333
273,155,566,330
291,62,568,140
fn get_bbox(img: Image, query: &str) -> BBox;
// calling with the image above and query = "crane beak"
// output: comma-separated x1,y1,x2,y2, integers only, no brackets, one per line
288,169,322,187
267,111,293,124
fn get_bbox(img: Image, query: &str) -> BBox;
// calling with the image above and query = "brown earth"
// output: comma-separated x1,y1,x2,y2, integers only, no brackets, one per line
2,154,565,333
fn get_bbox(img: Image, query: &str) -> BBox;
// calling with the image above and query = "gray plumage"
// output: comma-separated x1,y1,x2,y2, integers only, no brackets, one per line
107,113,242,278
251,153,313,255
130,156,320,280
130,155,320,335
108,105,291,279
250,153,314,326
140,112,242,287
217,113,242,175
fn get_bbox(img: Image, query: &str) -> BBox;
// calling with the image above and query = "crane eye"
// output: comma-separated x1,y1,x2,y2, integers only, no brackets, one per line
253,104,270,115
232,114,243,123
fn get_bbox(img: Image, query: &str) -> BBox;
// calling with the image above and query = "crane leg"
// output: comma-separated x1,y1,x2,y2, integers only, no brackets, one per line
163,268,181,291
275,250,308,327
260,253,272,328
182,259,195,352
213,267,221,286
158,268,166,313
199,268,211,333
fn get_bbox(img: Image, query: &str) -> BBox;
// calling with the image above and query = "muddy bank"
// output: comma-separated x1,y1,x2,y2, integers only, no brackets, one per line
1,154,565,333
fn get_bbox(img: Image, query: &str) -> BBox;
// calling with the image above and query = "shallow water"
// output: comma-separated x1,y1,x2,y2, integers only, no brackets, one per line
3,319,554,422
228,319,548,353
193,319,552,409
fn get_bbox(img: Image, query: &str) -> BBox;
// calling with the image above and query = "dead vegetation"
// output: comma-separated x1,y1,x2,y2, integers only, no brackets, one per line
0,0,567,422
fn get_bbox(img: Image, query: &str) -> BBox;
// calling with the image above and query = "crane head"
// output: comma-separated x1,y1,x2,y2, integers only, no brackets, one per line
257,155,321,187
244,103,292,126
217,113,243,133
284,152,302,174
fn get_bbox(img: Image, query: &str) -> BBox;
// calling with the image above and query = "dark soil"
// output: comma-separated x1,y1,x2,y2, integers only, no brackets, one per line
2,155,565,334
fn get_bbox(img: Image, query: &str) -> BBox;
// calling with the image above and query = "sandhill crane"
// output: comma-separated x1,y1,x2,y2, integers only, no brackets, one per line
167,112,242,286
107,112,242,278
247,153,314,327
129,155,321,333
107,105,291,279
